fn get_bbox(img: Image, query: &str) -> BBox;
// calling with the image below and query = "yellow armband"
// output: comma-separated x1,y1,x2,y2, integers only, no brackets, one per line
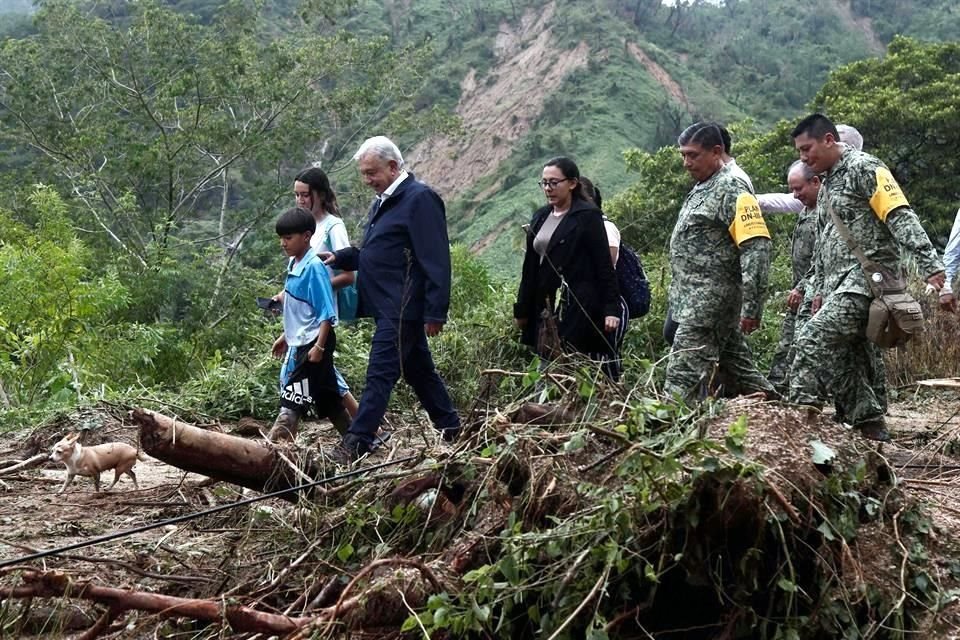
728,193,770,246
869,167,909,222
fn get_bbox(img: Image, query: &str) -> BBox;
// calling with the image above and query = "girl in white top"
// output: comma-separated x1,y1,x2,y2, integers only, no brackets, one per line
290,168,360,418
581,177,629,381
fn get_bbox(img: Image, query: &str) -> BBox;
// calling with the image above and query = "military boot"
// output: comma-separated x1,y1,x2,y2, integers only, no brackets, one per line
855,418,890,442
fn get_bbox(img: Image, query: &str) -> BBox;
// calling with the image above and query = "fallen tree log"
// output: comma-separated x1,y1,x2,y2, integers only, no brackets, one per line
0,571,311,635
132,408,323,502
0,453,48,476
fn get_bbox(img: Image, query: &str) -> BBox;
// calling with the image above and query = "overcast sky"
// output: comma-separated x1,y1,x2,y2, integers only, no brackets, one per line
0,0,33,14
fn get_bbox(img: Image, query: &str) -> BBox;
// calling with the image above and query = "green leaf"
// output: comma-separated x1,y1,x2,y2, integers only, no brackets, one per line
563,431,587,452
527,604,541,623
587,625,610,640
500,555,520,584
336,543,354,563
472,601,491,623
579,379,596,399
725,415,748,457
817,521,836,541
644,563,659,583
777,577,798,593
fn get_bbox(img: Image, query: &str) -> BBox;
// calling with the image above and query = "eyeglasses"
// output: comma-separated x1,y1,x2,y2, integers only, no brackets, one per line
537,178,570,189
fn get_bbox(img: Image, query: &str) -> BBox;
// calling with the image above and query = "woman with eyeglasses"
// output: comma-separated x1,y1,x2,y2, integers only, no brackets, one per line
513,157,621,375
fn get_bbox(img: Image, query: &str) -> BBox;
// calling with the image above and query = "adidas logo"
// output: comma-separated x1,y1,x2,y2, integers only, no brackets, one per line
281,380,313,405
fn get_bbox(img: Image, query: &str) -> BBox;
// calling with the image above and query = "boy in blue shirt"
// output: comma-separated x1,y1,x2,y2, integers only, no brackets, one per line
269,207,349,442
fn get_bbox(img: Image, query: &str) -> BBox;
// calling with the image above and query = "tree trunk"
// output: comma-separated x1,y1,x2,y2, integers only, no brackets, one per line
132,408,322,502
1,571,311,635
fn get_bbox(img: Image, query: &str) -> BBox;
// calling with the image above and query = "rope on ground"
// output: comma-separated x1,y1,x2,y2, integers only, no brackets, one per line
0,455,417,570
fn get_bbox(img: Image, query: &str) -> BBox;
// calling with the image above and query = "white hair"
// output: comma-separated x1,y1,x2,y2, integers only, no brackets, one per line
353,136,404,168
837,124,863,151
788,159,816,181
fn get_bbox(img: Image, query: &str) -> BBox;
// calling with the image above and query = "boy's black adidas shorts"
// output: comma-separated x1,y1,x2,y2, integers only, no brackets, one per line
279,329,343,420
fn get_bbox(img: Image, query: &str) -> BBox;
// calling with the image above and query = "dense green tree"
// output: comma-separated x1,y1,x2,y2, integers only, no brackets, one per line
0,0,444,416
0,187,133,407
811,36,960,239
0,0,428,267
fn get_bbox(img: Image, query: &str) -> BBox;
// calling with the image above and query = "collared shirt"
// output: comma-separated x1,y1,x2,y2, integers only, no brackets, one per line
790,207,817,288
812,146,942,297
283,248,337,347
669,164,771,324
378,169,410,205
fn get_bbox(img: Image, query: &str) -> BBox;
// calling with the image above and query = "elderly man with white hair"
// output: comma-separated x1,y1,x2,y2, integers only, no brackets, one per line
323,135,460,462
755,124,864,215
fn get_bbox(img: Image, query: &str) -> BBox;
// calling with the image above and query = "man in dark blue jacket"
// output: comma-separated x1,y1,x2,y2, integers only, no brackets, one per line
325,135,460,461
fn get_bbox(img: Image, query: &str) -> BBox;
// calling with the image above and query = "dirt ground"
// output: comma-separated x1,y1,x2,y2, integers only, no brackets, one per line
3,391,960,638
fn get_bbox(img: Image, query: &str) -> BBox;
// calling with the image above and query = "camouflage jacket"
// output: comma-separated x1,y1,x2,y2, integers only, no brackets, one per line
669,164,772,326
809,147,943,298
791,207,817,290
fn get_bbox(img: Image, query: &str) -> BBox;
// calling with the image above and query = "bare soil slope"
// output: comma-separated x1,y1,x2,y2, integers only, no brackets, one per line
408,2,589,200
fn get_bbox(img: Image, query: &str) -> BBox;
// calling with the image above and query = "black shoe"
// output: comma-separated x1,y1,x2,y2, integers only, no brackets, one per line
332,433,369,464
440,425,461,443
856,419,891,442
370,430,392,452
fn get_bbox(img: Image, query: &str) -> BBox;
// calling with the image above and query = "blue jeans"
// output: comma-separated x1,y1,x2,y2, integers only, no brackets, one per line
348,319,459,446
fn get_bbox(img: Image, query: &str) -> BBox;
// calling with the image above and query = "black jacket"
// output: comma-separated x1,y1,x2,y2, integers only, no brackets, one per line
514,197,620,353
334,174,451,322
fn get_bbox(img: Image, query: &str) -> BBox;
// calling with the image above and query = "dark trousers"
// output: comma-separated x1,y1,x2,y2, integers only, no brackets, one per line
348,319,459,445
279,331,343,420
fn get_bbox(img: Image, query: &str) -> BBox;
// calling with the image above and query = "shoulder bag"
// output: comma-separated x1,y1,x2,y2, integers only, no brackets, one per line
824,194,924,348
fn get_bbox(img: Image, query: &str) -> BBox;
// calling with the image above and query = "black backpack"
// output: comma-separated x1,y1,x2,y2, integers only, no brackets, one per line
616,243,650,319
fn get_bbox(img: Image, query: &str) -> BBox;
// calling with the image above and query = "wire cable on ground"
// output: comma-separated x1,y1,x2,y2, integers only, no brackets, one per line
0,455,417,570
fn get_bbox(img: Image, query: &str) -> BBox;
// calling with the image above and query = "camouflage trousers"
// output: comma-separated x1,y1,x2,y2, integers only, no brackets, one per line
788,292,886,426
665,320,775,402
767,309,798,392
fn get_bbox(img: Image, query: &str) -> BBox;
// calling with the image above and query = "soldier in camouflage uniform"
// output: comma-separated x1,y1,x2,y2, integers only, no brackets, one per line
761,128,886,415
787,114,945,441
766,161,819,392
665,122,776,401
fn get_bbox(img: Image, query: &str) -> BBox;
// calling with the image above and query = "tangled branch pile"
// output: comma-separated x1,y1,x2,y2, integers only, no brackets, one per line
1,373,958,639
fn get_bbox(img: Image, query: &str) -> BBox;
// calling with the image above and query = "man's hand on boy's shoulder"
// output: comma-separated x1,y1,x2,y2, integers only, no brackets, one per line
317,251,335,265
271,335,287,359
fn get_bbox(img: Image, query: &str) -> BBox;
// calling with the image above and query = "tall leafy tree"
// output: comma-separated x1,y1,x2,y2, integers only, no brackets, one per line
0,0,440,403
0,0,429,267
812,36,960,238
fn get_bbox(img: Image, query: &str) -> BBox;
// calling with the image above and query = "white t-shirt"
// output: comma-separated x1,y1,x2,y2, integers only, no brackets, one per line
757,192,804,215
943,207,960,291
603,219,621,267
725,159,755,193
311,214,351,314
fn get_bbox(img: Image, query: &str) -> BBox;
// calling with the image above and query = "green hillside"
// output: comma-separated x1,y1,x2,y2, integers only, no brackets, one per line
1,0,958,277
327,0,959,275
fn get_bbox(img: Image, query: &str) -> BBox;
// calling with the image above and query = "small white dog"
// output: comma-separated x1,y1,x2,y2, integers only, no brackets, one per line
49,432,144,494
